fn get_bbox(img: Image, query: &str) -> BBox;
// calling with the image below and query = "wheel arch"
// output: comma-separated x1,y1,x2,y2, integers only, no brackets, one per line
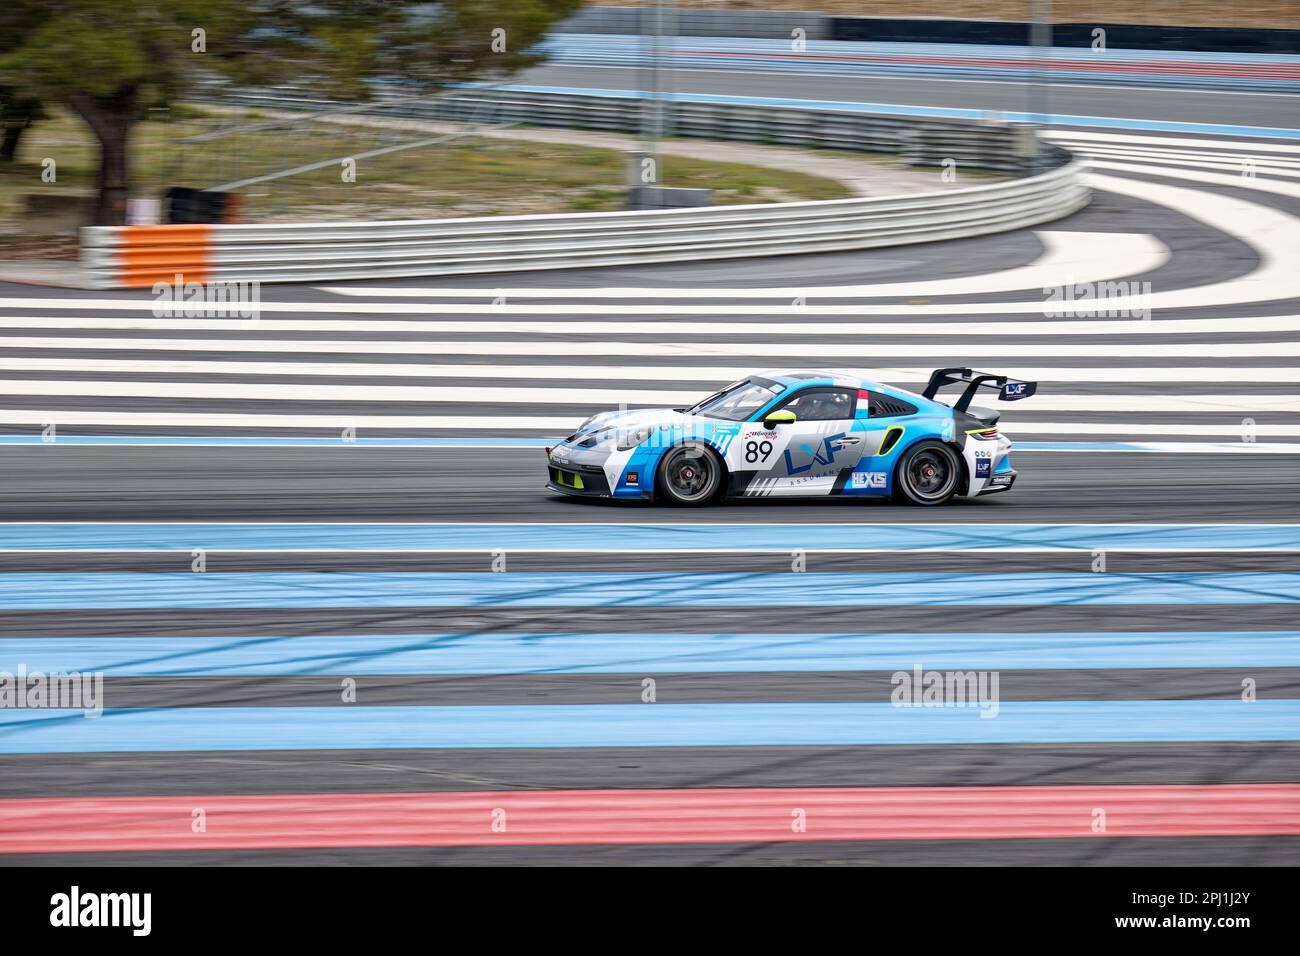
891,434,967,502
653,437,730,503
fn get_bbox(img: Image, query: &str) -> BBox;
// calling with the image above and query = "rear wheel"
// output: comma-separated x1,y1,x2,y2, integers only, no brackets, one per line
656,444,722,506
893,440,961,506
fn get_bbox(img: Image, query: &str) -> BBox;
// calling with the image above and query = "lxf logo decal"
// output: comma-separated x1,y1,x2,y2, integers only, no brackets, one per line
974,450,992,479
783,433,845,475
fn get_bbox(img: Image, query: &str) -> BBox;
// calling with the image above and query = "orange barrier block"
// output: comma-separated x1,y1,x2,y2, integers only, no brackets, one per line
115,224,214,288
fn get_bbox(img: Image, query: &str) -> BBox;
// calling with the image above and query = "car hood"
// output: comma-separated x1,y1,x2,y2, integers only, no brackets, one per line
572,407,695,437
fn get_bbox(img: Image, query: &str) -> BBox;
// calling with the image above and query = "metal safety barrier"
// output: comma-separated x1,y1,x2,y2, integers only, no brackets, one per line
81,87,1087,288
213,85,1045,174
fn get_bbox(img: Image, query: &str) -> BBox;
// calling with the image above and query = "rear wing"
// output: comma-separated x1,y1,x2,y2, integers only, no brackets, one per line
922,368,1038,413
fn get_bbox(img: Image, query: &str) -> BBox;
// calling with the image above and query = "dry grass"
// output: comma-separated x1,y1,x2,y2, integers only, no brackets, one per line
0,107,852,232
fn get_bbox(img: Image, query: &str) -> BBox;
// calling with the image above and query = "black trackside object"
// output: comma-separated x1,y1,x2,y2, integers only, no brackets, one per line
922,367,1039,413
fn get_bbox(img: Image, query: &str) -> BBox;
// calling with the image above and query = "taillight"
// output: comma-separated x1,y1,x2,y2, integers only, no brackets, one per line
973,428,999,439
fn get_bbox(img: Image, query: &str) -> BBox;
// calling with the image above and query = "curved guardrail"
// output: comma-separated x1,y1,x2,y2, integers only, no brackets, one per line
81,89,1088,289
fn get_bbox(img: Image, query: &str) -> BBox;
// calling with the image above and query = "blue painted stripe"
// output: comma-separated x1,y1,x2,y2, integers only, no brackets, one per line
1,572,1299,609
5,631,1297,677
2,523,1297,551
1,700,1296,753
496,83,1300,140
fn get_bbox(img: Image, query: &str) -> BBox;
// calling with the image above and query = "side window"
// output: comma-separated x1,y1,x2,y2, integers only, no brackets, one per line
867,391,918,418
777,387,856,421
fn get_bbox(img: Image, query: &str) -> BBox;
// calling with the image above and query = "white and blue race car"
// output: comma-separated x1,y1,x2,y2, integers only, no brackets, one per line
545,368,1036,506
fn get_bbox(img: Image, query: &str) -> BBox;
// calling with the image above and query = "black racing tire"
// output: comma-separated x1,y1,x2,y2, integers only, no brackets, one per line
656,443,724,506
893,440,962,506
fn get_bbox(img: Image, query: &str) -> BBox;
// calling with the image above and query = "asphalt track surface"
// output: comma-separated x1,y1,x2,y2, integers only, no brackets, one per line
1,448,1297,523
1,67,1299,868
521,63,1300,130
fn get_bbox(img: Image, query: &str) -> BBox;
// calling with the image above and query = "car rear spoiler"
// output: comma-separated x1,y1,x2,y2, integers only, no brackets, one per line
922,368,1038,413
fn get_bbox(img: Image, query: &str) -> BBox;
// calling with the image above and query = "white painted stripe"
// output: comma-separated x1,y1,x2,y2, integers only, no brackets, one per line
5,298,1297,321
2,410,1298,437
2,336,1298,357
1077,153,1300,179
2,313,1299,336
1049,442,1300,454
315,231,1170,299
1,356,1296,383
1044,130,1300,155
0,379,696,406
998,422,1300,436
1,378,1295,412
1066,146,1300,172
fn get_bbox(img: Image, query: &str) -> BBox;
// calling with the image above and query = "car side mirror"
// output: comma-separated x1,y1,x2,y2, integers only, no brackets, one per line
763,410,797,429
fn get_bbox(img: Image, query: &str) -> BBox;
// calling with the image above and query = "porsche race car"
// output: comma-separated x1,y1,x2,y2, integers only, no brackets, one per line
545,368,1036,506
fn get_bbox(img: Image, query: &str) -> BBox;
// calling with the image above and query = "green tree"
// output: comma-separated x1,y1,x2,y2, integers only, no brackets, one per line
0,0,580,224
0,86,46,163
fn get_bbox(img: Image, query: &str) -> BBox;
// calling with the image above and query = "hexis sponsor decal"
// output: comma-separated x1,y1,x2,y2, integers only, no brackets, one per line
851,470,888,489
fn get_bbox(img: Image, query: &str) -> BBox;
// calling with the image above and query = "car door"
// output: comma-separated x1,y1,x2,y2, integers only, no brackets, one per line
742,386,861,496
841,390,919,495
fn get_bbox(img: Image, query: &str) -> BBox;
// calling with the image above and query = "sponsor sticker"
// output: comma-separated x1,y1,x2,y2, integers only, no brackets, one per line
851,470,888,489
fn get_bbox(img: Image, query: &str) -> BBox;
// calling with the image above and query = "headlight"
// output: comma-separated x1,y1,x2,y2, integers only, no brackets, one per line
616,425,654,451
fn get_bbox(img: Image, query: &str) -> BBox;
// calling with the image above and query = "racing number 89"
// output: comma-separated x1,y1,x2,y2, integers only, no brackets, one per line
745,440,774,464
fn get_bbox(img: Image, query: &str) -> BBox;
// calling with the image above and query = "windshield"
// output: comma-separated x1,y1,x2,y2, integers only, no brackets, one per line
689,379,783,421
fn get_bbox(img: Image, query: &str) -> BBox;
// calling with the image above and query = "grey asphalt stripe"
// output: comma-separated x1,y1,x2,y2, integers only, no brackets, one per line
1098,168,1300,220
8,835,1294,867
1,371,1296,396
0,426,1288,445
1,352,1296,370
4,551,1300,573
3,743,1296,798
1,605,1295,638
6,326,1298,344
4,396,1292,424
80,668,1300,708
0,448,1296,524
0,322,1095,334
523,62,1299,131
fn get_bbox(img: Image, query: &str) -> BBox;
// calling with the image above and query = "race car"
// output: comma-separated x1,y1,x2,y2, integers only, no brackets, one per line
545,368,1037,506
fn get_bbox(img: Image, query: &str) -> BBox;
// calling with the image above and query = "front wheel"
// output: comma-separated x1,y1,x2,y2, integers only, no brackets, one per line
656,444,723,506
893,440,961,506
